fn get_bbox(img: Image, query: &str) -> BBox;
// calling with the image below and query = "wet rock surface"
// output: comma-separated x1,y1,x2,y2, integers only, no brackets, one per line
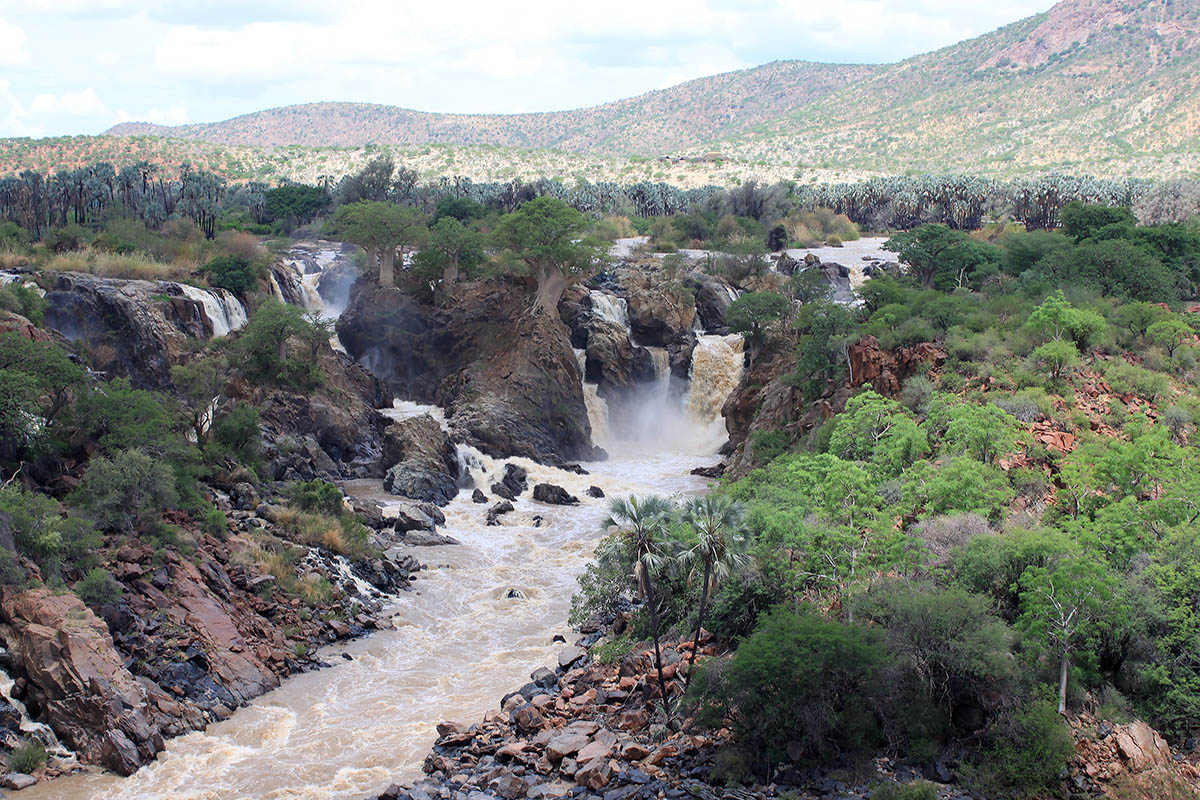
383,414,461,506
340,278,599,465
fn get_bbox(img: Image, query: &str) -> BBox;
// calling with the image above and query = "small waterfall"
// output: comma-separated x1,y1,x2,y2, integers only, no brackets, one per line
0,660,74,761
685,333,746,452
575,350,611,449
178,284,248,338
302,549,383,606
0,271,21,286
589,291,629,329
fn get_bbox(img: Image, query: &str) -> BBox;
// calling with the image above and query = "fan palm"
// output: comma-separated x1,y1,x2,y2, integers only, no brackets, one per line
679,495,750,686
602,495,675,707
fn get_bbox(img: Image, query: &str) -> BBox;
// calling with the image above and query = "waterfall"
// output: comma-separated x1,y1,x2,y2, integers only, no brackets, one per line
684,333,746,452
178,285,248,338
589,291,629,329
574,350,611,449
0,660,74,761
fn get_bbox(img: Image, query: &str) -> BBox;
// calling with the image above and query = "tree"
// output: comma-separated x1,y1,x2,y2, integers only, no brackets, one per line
200,255,259,296
330,201,427,285
725,291,789,354
492,196,606,313
678,495,750,684
412,216,486,292
233,300,326,387
1147,317,1194,358
1114,302,1169,341
942,403,1024,465
829,390,930,476
1060,201,1136,242
601,495,676,707
264,184,329,229
1031,339,1079,381
170,355,228,448
1017,555,1117,714
884,224,1000,290
1024,291,1106,349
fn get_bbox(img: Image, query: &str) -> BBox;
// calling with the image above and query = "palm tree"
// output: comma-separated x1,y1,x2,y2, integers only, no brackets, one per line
602,495,676,708
679,495,750,686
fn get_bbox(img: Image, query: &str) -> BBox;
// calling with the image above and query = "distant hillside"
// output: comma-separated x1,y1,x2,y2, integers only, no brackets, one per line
106,61,878,155
9,0,1200,184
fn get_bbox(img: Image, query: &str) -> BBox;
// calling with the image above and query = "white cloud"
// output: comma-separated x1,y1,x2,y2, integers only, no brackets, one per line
30,88,108,117
0,20,27,65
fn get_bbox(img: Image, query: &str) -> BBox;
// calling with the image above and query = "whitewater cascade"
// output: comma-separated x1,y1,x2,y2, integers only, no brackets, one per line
0,659,74,762
177,285,248,338
581,291,744,455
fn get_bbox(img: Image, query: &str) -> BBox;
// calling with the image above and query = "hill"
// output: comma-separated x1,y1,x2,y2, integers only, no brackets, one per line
105,61,878,155
3,0,1198,185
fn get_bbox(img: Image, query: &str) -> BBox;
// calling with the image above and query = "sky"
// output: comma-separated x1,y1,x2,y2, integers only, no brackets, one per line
0,1,1057,138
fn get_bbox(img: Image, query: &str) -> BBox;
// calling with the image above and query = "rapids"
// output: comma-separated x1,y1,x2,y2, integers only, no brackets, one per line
30,369,743,800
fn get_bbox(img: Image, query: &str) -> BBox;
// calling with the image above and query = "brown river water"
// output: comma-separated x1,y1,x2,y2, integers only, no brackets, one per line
29,332,743,800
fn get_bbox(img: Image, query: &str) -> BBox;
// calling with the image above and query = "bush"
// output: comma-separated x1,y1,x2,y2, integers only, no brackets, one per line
7,739,47,773
899,375,935,415
74,567,123,606
210,402,261,466
1100,359,1171,400
288,479,344,515
963,694,1074,799
693,607,888,767
994,387,1054,423
201,254,259,296
0,282,46,325
198,504,229,538
71,449,179,534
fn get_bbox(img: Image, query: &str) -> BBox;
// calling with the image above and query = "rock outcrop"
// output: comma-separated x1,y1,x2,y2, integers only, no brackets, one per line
684,271,738,333
532,483,579,506
42,272,243,390
615,269,695,346
846,334,947,398
340,278,599,465
382,414,460,505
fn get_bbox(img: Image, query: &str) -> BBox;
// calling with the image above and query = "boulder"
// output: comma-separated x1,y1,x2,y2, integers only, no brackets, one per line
532,484,579,506
490,464,528,501
382,414,460,506
393,504,437,533
616,269,696,346
401,529,461,546
683,271,738,333
586,486,605,498
487,501,515,526
471,489,488,504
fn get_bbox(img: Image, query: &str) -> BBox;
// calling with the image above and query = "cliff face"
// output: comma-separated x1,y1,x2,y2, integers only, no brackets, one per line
340,278,600,465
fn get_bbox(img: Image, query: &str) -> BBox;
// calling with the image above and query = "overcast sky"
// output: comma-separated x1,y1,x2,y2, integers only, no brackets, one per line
0,1,1057,138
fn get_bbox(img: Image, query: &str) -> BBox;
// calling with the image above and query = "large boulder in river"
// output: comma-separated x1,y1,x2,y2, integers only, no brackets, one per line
382,414,460,506
532,483,579,505
490,464,528,501
583,320,656,406
684,271,738,333
340,277,600,465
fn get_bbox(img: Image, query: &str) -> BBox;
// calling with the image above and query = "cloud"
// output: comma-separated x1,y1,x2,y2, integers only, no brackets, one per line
0,20,27,65
30,88,109,117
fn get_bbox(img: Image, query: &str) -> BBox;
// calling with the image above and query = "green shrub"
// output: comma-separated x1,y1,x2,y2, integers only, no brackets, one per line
210,402,261,466
288,479,344,515
71,448,179,534
748,429,789,463
692,607,888,767
0,549,24,585
200,254,259,296
7,739,47,773
592,634,633,664
0,283,46,325
198,504,229,538
962,694,1074,799
74,567,123,606
1100,359,1171,400
870,781,938,800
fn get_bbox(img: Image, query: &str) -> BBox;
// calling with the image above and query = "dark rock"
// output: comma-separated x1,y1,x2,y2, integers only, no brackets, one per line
490,465,528,501
393,504,437,533
683,272,738,332
401,529,461,546
689,464,725,479
382,414,460,506
561,464,589,475
586,486,605,498
532,483,579,506
487,501,515,526
472,489,488,504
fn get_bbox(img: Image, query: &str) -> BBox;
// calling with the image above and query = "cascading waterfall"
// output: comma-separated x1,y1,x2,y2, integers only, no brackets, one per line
684,333,746,453
588,291,629,329
177,285,248,338
0,660,74,762
574,350,611,449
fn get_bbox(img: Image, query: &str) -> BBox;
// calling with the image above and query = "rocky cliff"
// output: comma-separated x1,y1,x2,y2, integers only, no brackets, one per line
339,277,600,465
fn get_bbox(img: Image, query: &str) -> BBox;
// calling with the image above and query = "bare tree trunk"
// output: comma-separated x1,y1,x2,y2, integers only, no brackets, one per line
684,561,712,691
534,267,568,314
379,244,394,286
1058,650,1069,715
644,577,671,711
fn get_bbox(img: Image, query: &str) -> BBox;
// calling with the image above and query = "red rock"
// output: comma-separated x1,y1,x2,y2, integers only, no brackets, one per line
512,704,546,733
621,742,651,760
546,732,590,760
575,739,613,763
574,758,612,790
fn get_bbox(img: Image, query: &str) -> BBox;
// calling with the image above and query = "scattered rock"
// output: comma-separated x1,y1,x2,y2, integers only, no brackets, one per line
586,486,605,498
487,501,515,526
490,464,528,501
532,484,579,506
472,489,488,504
